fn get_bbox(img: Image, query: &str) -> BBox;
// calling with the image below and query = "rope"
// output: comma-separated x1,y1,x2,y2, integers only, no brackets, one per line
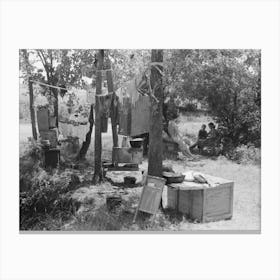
30,80,67,91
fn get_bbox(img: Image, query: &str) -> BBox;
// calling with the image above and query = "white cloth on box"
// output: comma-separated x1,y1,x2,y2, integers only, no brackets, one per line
183,171,195,182
192,172,208,184
183,170,223,188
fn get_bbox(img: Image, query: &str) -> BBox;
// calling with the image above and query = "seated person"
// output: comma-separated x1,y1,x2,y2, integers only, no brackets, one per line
207,122,219,141
201,122,221,156
191,122,221,155
162,112,195,159
190,124,208,151
199,124,208,139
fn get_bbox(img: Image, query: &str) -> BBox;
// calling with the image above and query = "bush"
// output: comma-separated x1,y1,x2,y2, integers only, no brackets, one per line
20,170,81,230
20,140,43,192
229,144,261,165
19,141,82,230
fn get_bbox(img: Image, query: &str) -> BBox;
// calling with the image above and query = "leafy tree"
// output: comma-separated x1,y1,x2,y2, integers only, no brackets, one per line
20,49,261,153
163,49,261,147
20,49,98,158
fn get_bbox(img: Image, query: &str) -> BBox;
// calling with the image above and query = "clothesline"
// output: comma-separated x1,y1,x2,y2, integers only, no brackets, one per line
30,80,67,91
30,62,163,94
30,78,115,100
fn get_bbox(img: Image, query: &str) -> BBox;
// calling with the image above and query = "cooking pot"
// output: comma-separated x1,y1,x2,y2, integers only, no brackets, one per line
129,138,143,148
162,171,185,184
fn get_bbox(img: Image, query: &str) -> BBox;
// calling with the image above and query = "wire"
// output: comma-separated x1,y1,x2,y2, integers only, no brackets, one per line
30,80,67,91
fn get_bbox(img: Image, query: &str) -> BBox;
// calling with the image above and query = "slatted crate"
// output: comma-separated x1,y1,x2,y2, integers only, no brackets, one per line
162,175,234,223
40,129,58,148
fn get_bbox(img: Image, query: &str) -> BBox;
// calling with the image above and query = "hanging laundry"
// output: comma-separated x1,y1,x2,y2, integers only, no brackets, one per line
59,112,89,142
116,75,151,137
37,107,50,132
101,113,108,133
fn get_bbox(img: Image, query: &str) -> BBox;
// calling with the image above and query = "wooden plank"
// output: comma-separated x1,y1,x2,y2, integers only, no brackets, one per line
190,190,204,221
202,189,207,223
138,186,161,214
162,185,177,209
106,166,139,171
230,184,234,218
204,213,232,223
134,176,165,222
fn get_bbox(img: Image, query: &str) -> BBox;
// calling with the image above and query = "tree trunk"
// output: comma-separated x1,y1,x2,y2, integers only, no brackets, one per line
49,73,59,128
22,50,37,140
106,58,118,148
148,50,164,177
76,104,94,160
28,78,37,140
93,50,104,184
53,89,59,127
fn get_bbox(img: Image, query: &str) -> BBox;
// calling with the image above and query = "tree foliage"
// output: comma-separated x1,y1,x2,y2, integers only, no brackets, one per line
20,49,261,147
163,49,261,146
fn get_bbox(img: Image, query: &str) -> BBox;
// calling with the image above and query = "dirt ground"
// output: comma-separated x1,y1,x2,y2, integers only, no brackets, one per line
19,115,261,232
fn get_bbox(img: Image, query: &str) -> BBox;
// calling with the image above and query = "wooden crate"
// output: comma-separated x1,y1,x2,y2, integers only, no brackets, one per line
40,130,58,148
162,175,234,223
112,147,143,164
44,148,60,168
131,148,143,164
112,147,132,164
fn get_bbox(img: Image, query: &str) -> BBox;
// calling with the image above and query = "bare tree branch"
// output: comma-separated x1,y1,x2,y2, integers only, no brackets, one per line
37,50,50,81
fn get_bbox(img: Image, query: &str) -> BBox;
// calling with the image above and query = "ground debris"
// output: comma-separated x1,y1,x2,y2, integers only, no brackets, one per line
105,170,143,185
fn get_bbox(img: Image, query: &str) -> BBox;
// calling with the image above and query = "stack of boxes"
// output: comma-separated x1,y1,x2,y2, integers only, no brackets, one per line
37,107,60,168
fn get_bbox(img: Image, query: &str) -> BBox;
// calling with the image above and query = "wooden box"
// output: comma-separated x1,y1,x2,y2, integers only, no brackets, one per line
44,149,60,168
112,147,143,164
112,147,132,164
162,175,234,223
40,130,58,148
131,148,143,164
